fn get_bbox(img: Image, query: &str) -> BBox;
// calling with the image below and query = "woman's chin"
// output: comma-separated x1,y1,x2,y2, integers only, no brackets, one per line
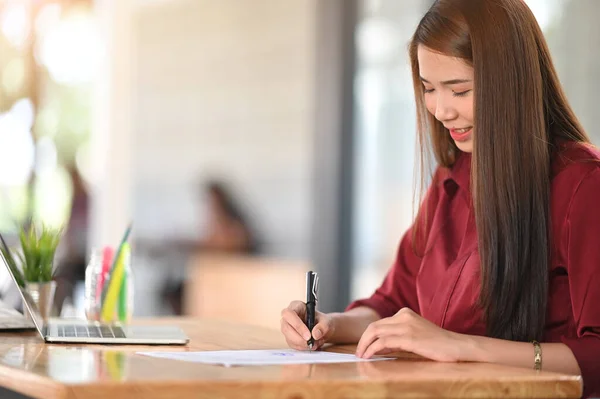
454,139,473,153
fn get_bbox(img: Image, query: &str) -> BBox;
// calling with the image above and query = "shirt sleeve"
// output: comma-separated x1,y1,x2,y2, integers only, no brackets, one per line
345,169,444,318
561,167,600,398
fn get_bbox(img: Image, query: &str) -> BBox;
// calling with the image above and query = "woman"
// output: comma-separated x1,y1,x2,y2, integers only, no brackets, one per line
280,0,600,397
161,180,260,314
200,181,259,254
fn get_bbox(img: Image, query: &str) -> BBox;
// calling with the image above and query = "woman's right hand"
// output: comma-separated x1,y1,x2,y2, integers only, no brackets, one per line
280,300,335,351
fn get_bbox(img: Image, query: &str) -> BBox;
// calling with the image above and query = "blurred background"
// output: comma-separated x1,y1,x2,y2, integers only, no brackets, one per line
0,0,598,329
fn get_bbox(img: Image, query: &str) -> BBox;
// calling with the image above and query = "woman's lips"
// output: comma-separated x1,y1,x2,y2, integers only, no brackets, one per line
449,127,473,142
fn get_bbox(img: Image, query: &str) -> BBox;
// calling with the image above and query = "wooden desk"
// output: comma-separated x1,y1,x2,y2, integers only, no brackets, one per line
0,318,582,399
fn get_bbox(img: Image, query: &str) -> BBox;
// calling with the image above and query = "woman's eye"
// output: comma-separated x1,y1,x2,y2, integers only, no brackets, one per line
453,90,471,97
423,88,435,94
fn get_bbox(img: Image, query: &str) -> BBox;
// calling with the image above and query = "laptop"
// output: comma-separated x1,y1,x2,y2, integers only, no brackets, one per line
0,301,35,330
0,251,189,345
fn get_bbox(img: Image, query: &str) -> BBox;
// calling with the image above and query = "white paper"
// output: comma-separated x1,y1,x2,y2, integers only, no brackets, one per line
136,349,394,367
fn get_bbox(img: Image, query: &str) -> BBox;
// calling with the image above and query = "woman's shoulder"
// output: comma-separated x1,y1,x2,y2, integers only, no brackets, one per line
552,140,600,176
551,140,600,196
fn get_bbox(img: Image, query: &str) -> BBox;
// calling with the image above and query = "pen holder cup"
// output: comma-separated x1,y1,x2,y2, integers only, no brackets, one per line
84,247,134,323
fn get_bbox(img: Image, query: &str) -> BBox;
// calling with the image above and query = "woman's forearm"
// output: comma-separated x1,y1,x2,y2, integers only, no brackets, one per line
461,335,581,375
328,307,381,344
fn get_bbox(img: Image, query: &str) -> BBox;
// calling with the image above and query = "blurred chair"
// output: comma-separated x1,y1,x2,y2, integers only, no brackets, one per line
183,253,309,330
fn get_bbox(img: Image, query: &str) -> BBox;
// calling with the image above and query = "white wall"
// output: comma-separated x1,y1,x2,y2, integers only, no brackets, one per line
90,0,134,250
131,0,317,258
546,0,600,143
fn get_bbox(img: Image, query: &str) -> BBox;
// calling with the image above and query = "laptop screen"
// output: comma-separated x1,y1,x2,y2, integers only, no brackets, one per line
0,251,46,337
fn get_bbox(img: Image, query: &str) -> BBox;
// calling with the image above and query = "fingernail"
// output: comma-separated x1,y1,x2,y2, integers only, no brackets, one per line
313,329,321,340
303,332,311,341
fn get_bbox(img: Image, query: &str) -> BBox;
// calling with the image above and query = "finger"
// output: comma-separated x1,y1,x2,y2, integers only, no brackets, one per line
311,318,330,341
314,339,325,350
281,308,311,341
280,317,308,348
356,321,390,357
356,324,403,358
362,336,405,359
356,324,377,358
288,300,307,317
281,320,310,350
370,347,395,356
307,339,326,351
280,317,303,341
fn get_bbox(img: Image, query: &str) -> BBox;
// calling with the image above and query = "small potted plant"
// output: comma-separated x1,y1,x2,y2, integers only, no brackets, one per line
0,224,62,320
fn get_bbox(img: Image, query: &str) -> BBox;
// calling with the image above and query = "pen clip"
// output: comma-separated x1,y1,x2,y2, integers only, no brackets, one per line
311,273,319,302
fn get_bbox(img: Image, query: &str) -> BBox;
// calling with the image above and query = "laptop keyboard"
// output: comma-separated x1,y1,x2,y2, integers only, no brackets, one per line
57,324,126,338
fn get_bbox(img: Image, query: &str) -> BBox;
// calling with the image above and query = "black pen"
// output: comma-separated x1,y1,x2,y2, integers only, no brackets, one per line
305,271,318,350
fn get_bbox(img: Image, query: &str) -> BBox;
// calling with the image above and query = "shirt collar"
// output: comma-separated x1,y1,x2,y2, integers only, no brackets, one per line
442,151,472,198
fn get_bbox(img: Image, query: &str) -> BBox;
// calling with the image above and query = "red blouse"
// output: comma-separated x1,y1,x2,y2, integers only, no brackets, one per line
347,141,600,397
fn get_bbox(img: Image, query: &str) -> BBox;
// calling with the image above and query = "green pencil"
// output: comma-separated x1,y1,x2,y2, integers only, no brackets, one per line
101,222,132,305
118,265,128,322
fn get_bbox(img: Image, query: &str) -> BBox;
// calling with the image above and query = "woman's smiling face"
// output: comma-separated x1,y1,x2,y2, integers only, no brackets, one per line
418,45,475,153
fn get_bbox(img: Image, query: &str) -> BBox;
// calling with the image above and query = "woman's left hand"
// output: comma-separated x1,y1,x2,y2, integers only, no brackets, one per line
355,308,470,362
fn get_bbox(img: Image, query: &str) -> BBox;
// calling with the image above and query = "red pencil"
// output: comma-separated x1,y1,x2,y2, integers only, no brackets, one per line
96,246,114,304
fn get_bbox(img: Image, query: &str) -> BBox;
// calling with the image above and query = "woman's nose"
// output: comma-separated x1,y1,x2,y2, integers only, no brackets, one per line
434,95,457,122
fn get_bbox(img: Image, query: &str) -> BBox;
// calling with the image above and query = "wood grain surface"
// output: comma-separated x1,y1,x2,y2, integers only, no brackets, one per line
0,318,583,399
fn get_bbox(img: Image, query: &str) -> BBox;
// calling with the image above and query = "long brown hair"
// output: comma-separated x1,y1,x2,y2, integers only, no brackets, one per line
409,0,589,341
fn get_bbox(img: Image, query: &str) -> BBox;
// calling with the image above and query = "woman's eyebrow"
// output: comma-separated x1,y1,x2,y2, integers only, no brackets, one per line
420,77,472,85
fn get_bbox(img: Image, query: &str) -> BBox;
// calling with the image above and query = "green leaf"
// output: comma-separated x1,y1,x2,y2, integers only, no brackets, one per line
16,223,63,283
